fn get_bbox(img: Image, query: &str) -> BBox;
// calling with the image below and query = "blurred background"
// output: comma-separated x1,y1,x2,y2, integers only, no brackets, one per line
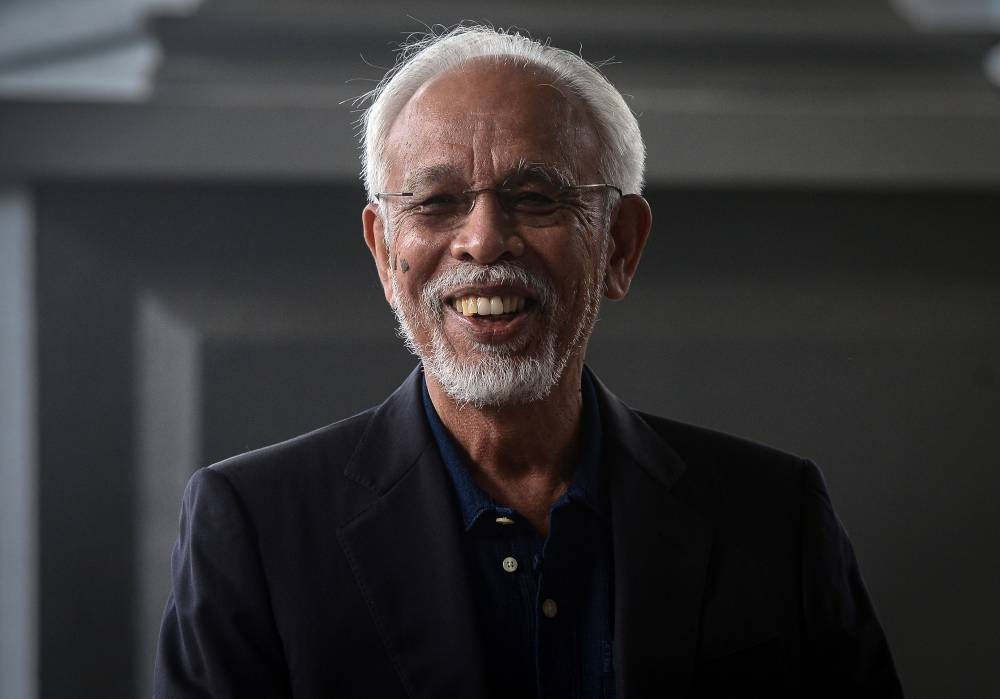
1,1,999,697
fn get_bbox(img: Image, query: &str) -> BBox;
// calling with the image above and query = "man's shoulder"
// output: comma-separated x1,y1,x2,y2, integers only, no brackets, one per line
632,410,811,504
197,407,380,518
637,411,806,467
189,368,430,524
213,408,374,476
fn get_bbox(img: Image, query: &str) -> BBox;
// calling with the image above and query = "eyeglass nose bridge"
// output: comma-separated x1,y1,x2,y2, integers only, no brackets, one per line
459,186,513,217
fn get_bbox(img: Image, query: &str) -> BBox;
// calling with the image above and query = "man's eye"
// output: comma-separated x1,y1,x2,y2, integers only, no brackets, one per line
508,191,559,211
414,194,463,213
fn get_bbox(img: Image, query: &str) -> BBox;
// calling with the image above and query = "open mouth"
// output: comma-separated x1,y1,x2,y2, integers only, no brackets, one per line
446,292,535,321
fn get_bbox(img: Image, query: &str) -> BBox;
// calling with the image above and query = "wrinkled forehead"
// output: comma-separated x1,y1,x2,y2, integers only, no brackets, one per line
383,59,602,189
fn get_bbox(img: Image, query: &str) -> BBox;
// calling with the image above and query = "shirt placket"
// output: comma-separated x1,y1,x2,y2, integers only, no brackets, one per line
535,502,580,699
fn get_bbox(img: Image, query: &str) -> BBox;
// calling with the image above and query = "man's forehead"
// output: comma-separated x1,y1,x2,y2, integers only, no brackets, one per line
397,62,584,129
383,61,600,186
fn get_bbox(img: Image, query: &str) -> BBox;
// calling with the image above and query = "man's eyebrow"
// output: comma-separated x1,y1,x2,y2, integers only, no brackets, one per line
401,162,575,191
504,161,574,187
402,165,462,191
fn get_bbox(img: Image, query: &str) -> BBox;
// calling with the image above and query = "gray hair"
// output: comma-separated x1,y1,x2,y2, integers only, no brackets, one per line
358,24,646,202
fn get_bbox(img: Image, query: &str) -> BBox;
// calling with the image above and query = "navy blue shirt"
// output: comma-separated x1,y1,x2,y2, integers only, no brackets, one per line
421,371,615,698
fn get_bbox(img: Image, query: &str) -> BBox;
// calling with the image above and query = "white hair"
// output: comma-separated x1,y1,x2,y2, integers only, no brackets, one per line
358,24,645,201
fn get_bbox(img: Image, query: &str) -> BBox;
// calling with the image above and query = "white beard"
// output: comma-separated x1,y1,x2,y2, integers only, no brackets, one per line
390,257,605,409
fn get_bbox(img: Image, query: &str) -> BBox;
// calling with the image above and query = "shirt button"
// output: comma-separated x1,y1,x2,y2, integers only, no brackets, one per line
501,556,519,573
542,598,558,618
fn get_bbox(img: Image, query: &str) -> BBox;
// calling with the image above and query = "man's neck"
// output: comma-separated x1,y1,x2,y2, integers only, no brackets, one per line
425,357,586,536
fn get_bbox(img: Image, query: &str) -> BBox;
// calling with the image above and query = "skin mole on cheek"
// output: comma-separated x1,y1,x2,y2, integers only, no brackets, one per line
400,258,410,272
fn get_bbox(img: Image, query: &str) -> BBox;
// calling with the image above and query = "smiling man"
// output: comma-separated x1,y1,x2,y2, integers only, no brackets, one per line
155,25,902,698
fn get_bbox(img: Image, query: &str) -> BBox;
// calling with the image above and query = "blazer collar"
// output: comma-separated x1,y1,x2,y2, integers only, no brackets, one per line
590,369,714,698
338,366,489,698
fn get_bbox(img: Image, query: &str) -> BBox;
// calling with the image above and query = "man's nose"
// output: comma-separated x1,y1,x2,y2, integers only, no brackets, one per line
449,190,525,264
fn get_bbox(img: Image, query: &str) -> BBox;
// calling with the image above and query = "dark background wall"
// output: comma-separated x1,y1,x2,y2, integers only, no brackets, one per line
30,181,1000,698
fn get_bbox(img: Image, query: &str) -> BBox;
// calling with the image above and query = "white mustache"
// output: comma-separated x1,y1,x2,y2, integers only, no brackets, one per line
420,261,556,318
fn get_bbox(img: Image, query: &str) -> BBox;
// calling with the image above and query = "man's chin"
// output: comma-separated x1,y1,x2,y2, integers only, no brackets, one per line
422,348,563,410
395,303,566,409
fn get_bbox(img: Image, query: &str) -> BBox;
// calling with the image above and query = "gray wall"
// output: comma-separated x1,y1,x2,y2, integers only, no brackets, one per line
30,180,1000,698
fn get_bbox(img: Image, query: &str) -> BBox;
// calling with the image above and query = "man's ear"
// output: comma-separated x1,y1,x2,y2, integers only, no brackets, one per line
363,203,395,307
603,194,652,300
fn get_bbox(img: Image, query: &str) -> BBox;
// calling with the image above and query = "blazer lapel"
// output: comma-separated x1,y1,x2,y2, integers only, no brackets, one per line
592,372,714,698
337,368,489,698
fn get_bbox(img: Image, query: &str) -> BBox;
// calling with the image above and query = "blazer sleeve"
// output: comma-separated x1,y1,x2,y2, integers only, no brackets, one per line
153,467,292,698
799,459,904,697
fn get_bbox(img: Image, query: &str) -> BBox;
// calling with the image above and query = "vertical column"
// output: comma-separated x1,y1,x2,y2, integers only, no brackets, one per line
0,187,38,699
135,292,202,697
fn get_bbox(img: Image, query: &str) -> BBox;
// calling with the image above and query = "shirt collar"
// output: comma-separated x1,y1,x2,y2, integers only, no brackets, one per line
420,367,608,531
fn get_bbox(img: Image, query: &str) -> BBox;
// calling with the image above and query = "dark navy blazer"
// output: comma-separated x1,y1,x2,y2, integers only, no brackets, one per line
154,366,903,698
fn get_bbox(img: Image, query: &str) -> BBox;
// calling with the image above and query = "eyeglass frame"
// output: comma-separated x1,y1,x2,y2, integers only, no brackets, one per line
373,182,624,229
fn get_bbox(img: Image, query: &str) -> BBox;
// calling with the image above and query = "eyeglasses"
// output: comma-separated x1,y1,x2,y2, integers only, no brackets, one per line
375,182,622,232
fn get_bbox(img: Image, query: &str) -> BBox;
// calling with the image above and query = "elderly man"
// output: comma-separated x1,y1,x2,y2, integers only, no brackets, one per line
154,25,902,698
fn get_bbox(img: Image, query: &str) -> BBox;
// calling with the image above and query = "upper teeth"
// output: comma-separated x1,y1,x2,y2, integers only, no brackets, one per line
452,295,525,316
